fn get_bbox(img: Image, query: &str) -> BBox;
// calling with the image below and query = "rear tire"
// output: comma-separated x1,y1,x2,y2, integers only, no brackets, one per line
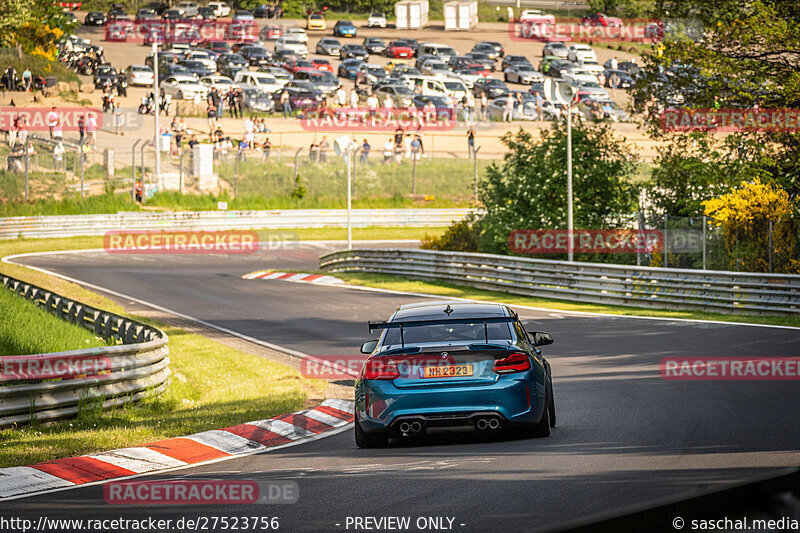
548,375,556,427
355,416,389,448
518,392,550,438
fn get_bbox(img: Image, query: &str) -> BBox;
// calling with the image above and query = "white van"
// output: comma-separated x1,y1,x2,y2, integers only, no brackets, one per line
207,1,231,17
405,75,449,98
233,71,282,94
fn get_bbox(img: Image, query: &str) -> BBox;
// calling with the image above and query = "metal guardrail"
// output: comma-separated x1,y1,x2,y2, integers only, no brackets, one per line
319,249,800,316
0,274,170,427
0,209,471,239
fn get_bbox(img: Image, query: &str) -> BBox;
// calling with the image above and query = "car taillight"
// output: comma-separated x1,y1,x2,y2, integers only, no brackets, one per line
363,358,399,380
493,352,531,374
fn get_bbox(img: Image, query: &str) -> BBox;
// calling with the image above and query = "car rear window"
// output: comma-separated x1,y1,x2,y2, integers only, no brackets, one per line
383,321,513,346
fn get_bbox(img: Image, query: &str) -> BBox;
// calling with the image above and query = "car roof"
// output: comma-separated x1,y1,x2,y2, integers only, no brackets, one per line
392,302,510,321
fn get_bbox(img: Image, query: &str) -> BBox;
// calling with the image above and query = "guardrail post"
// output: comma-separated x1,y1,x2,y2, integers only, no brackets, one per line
131,139,142,202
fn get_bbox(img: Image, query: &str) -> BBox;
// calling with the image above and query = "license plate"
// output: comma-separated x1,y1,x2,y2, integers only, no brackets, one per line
420,365,473,378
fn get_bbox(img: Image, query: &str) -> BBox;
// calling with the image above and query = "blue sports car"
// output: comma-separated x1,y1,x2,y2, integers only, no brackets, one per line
355,301,556,448
333,20,357,38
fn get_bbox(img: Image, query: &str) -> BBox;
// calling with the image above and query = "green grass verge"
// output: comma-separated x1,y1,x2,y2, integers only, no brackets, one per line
334,272,800,328
0,236,329,467
0,288,108,356
0,320,324,467
0,52,79,85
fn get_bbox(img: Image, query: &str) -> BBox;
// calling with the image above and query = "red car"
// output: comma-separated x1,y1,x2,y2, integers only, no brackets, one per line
580,13,623,27
282,59,315,74
310,58,334,73
260,24,282,40
385,41,414,58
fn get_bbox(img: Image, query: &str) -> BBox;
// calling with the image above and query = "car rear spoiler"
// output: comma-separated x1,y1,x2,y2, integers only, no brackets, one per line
368,316,518,348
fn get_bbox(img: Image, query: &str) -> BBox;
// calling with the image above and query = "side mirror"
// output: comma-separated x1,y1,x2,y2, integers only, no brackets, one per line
530,332,554,347
360,339,378,354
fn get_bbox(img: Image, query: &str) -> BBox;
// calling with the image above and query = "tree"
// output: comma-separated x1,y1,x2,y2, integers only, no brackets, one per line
0,0,73,60
586,0,655,18
477,122,638,255
634,0,800,197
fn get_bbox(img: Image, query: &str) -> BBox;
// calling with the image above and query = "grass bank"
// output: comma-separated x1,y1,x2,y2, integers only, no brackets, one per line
0,236,330,467
0,287,108,356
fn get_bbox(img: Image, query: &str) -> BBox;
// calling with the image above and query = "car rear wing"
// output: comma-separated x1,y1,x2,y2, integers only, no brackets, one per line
368,316,519,348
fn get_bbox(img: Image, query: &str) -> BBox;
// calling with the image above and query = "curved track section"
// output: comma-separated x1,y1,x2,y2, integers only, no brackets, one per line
4,244,800,532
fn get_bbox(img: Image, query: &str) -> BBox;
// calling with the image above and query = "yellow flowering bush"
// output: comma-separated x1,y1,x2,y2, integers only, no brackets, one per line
703,179,798,273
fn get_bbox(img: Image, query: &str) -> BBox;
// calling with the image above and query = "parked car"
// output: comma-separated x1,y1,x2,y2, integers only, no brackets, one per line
373,84,414,107
357,63,388,84
480,41,505,58
260,25,283,40
579,98,629,121
420,60,450,77
340,43,369,60
200,75,237,91
472,77,508,99
561,67,599,85
412,94,456,120
363,37,387,55
93,65,118,88
181,59,215,77
338,58,365,79
273,81,323,111
316,37,342,56
240,87,276,113
567,44,597,63
454,66,490,88
84,11,106,25
471,42,500,61
175,1,199,18
603,69,635,89
385,40,414,58
501,55,531,71
281,58,314,74
275,36,308,57
217,52,248,78
285,27,308,43
367,12,387,28
233,70,282,94
232,10,255,21
239,45,272,66
256,66,291,86
125,65,154,86
161,64,195,79
293,69,341,95
464,52,496,71
542,42,569,58
603,59,640,77
581,12,624,27
197,7,217,20
207,1,231,17
161,74,208,99
310,58,334,73
306,13,326,30
136,8,158,20
333,20,357,37
504,64,544,84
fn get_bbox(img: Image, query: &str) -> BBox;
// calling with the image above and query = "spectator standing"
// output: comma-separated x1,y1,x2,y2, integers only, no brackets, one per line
610,56,618,70
114,106,124,135
262,138,271,158
53,142,65,170
480,92,488,121
207,101,217,132
516,92,525,117
18,115,28,146
9,116,18,148
534,91,544,120
236,89,244,118
349,87,359,111
228,90,239,119
383,137,394,164
318,136,329,163
244,116,255,148
360,138,370,165
366,94,379,125
22,68,31,92
78,115,86,145
280,88,291,118
410,135,422,161
503,93,514,122
610,71,620,96
467,128,475,158
52,116,63,141
309,141,319,163
47,107,60,138
335,86,347,107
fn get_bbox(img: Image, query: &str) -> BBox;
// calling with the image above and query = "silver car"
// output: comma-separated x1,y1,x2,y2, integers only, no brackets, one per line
504,64,544,84
316,38,343,57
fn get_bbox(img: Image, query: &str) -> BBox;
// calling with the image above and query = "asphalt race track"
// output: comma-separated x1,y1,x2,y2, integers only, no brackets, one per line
4,244,800,533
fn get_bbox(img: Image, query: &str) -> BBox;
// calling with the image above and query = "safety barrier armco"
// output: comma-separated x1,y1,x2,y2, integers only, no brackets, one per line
0,209,471,239
319,249,800,316
0,274,170,427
